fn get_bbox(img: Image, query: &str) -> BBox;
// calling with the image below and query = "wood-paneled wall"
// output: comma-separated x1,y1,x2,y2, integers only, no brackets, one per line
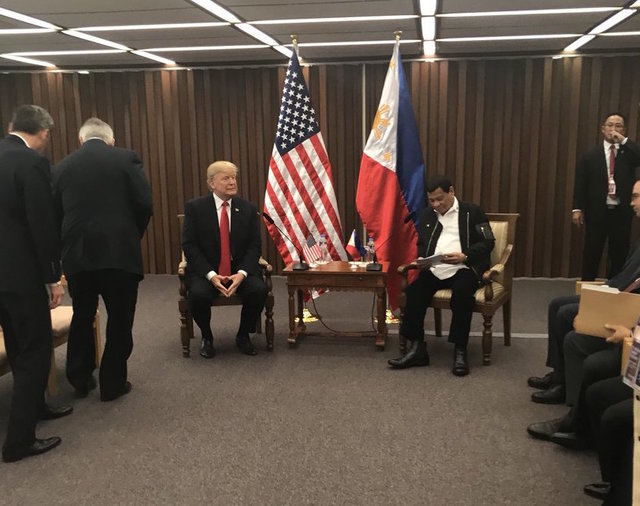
1,55,639,277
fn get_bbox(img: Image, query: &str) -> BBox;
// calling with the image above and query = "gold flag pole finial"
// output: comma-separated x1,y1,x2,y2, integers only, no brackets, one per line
394,31,402,42
291,34,299,55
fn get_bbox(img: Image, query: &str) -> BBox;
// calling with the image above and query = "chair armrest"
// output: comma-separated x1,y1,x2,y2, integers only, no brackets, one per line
258,257,273,276
482,263,504,284
397,262,420,277
178,260,187,277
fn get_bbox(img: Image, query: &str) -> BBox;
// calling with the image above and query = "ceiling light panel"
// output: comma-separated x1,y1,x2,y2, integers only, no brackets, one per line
421,17,436,40
231,2,415,21
1,53,54,67
190,0,240,23
75,22,230,32
589,9,636,34
0,7,60,30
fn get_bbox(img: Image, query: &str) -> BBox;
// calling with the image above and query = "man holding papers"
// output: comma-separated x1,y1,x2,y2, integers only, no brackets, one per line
388,175,494,376
529,179,640,404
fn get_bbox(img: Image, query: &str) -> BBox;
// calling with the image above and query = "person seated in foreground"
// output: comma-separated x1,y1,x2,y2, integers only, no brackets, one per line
528,178,640,404
182,161,267,358
388,174,495,376
527,324,631,504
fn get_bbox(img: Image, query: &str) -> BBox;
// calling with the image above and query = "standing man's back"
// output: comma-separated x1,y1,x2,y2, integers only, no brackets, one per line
53,117,152,401
0,104,67,463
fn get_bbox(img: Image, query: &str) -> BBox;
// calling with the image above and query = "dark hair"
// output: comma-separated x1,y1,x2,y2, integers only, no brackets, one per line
426,174,452,193
10,105,53,134
603,112,626,127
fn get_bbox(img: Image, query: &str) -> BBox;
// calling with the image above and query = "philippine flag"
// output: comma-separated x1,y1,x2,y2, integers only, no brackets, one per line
356,42,425,310
346,229,366,260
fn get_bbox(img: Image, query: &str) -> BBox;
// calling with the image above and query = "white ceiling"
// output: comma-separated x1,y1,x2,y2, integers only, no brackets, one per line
0,0,638,70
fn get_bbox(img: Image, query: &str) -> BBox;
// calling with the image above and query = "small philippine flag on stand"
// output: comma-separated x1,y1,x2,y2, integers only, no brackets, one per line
346,229,366,261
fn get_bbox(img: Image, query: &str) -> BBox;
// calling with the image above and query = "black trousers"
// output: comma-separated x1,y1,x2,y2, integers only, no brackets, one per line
586,376,633,506
544,295,580,383
400,268,479,348
187,274,267,341
0,290,51,453
67,269,139,398
567,346,622,437
582,206,632,281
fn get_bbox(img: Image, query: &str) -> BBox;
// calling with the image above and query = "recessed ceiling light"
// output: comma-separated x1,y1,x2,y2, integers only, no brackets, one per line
273,45,293,58
144,45,267,52
0,28,56,35
438,8,619,18
589,9,636,35
252,15,418,25
62,30,130,51
420,0,438,16
439,34,579,42
74,22,229,32
0,7,60,30
423,41,436,55
1,54,55,67
563,34,596,52
131,50,175,65
189,0,240,23
421,17,435,40
236,23,279,46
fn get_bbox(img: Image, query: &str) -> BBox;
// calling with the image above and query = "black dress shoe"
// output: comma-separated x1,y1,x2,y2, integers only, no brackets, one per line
527,418,566,441
100,381,132,402
39,404,73,421
2,436,61,463
583,482,610,500
531,384,565,404
452,346,469,376
74,375,97,398
236,335,257,356
200,337,215,358
388,340,429,369
550,431,589,450
527,371,556,390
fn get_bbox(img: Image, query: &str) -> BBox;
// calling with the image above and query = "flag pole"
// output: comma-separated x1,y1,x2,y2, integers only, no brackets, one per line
290,33,299,58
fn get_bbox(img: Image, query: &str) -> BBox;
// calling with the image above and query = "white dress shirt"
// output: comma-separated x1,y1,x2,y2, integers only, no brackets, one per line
431,197,469,280
206,193,247,280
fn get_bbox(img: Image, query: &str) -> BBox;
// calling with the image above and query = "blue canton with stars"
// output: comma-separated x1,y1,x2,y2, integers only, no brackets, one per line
275,52,319,156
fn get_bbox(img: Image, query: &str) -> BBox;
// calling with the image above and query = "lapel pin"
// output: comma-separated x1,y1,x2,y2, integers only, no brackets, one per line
234,207,239,212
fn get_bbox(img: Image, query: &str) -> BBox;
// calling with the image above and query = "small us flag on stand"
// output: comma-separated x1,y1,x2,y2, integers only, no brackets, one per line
302,235,323,264
263,50,347,269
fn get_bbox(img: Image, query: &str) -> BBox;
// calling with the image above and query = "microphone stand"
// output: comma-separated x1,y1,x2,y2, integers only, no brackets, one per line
261,212,309,270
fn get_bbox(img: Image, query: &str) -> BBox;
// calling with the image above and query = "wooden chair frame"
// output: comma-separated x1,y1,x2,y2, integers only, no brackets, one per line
398,212,519,365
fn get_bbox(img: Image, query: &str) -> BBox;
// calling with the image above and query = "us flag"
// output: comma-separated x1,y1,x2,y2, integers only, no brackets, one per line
264,50,347,267
302,235,323,264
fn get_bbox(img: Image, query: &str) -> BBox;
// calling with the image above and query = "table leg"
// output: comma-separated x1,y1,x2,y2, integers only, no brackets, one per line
288,286,297,346
375,287,386,350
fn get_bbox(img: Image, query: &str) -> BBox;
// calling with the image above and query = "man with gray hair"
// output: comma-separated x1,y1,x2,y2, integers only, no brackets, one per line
0,105,68,462
53,117,152,402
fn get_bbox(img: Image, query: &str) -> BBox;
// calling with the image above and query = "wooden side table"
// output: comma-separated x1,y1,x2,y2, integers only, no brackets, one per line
283,261,389,350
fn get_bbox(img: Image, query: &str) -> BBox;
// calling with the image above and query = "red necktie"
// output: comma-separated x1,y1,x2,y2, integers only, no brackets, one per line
218,201,231,276
608,144,616,198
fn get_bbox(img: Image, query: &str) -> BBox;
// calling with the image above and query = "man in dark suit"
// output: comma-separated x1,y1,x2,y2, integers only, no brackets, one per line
573,113,640,281
528,178,640,404
0,105,69,462
388,174,495,376
182,160,267,358
53,117,152,402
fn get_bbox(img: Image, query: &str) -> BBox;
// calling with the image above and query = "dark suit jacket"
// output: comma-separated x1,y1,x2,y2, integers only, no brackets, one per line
0,135,61,293
182,195,261,279
573,140,640,224
52,139,153,278
418,200,495,280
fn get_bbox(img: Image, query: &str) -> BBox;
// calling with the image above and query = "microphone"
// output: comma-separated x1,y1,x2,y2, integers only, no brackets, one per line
261,212,309,271
360,210,419,272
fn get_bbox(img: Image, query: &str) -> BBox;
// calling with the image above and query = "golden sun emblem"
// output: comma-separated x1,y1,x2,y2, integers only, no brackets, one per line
372,103,391,141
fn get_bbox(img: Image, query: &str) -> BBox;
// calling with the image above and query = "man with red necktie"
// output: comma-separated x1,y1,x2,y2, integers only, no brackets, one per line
182,161,267,358
572,113,640,281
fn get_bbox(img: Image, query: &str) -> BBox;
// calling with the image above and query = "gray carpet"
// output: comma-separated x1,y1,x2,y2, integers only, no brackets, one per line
0,276,597,505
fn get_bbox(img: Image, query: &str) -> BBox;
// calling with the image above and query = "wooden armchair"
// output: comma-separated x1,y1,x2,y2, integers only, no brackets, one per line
1,302,101,396
177,214,274,357
398,212,519,365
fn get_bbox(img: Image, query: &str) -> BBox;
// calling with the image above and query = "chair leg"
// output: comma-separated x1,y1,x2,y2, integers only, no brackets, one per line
434,308,443,337
265,293,274,351
503,300,512,347
179,305,192,357
482,314,493,365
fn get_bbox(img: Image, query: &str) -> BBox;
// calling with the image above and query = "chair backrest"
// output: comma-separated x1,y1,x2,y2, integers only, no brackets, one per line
486,213,519,288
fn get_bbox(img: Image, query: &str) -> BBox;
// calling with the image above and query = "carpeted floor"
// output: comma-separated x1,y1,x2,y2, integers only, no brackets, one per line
0,276,600,505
